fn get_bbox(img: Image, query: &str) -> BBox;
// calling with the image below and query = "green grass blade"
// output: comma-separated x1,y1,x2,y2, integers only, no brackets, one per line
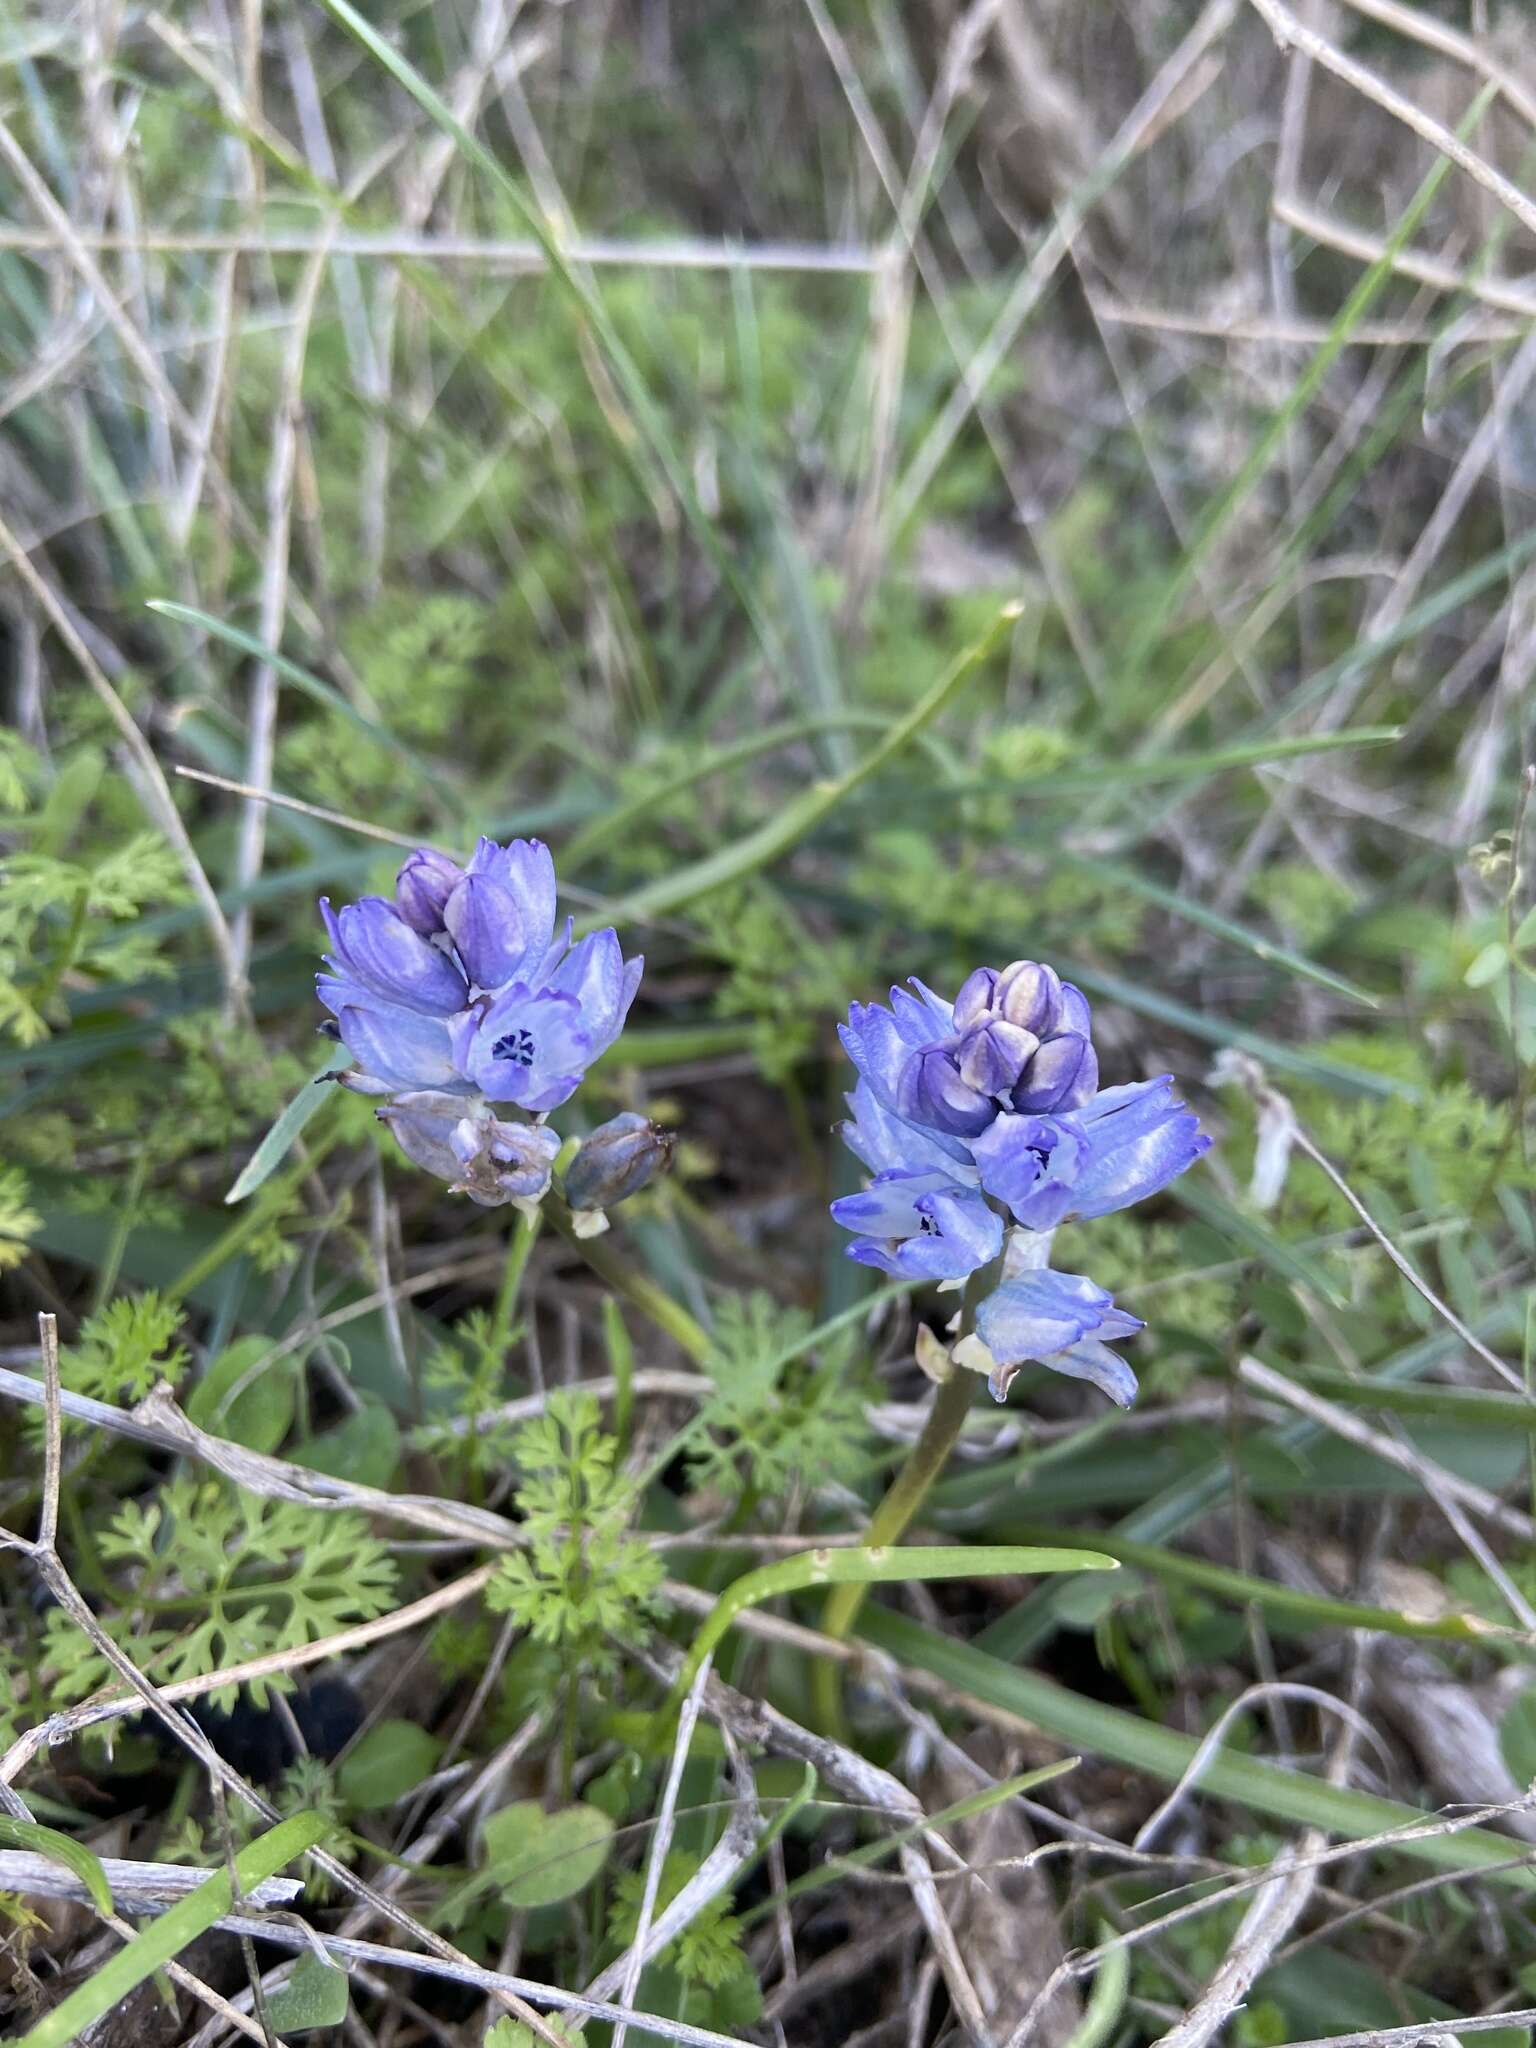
588,604,1018,929
993,1519,1519,1647
147,600,443,788
739,1759,1077,1924
309,0,783,672
1295,1367,1536,1428
1010,726,1404,794
563,711,941,872
1056,850,1378,1006
1054,959,1411,1100
11,1811,330,2048
861,1608,1536,1890
1066,1929,1130,2048
0,1816,113,1915
659,1539,1113,1723
1119,102,1482,688
225,1055,343,1204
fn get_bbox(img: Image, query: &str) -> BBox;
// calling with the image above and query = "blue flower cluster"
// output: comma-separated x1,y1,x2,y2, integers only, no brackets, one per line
831,962,1208,1404
318,837,657,1209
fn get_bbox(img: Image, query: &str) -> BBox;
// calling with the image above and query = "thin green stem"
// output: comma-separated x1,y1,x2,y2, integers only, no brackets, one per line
820,1366,977,1646
544,1194,712,1364
821,1257,999,1648
488,1202,543,1367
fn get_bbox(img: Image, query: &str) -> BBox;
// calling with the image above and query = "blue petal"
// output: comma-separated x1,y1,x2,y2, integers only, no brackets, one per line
320,896,468,1016
460,985,590,1110
1071,1077,1210,1219
839,1001,921,1113
831,1167,961,1238
444,872,531,990
833,1175,1000,1283
893,979,953,1041
495,837,558,958
838,1081,976,1177
331,1000,462,1091
971,1112,1088,1230
976,1268,1142,1364
1040,1338,1139,1408
547,928,641,1052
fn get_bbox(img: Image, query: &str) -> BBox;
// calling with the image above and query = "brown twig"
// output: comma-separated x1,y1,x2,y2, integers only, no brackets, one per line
1246,0,1536,241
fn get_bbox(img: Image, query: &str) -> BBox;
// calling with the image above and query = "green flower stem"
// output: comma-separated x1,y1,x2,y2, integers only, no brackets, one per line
819,1366,976,1645
544,1193,712,1365
487,1200,543,1365
821,1254,1001,1648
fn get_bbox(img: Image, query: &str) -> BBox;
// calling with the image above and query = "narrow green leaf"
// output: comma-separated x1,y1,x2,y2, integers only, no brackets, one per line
740,1760,1077,1924
1056,850,1378,1007
0,1817,113,1916
564,711,934,871
862,1608,1536,1890
1119,115,1475,687
308,0,783,676
226,1057,341,1204
658,1541,1113,1725
1066,1928,1130,2048
11,1811,329,2048
1295,1367,1536,1429
1498,1692,1536,1787
590,604,1019,930
1009,725,1403,793
994,1519,1519,1647
148,601,436,781
1058,958,1411,1100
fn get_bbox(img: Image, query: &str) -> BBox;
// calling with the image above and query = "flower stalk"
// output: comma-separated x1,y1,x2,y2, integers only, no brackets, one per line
819,1256,996,1650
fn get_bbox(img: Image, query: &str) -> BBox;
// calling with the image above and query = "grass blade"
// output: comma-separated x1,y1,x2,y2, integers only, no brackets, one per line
658,1538,1113,1723
225,1056,343,1204
0,1817,112,1916
861,1608,1536,1890
589,604,1018,929
11,1811,330,2048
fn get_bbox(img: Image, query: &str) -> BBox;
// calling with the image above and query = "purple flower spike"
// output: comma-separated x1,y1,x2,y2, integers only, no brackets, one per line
315,835,642,1205
830,954,1209,1408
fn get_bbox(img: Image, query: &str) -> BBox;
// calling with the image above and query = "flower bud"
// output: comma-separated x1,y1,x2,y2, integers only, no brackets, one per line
1012,1032,1098,1114
950,966,999,1033
375,1091,465,1179
954,1019,1038,1096
321,896,467,1015
995,960,1064,1036
564,1111,674,1212
897,1045,995,1136
395,847,465,936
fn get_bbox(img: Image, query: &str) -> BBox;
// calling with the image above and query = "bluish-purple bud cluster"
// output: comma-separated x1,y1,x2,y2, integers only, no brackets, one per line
317,837,663,1211
832,964,1209,1405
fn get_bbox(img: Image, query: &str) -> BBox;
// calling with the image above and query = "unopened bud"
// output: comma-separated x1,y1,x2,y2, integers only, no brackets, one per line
563,1111,674,1213
395,847,465,936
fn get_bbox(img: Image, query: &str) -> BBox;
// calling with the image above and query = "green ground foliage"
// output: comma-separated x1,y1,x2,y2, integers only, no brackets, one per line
2,2,1535,2044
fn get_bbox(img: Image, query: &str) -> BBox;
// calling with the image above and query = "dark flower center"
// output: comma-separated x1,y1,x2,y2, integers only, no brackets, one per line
491,1027,536,1068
